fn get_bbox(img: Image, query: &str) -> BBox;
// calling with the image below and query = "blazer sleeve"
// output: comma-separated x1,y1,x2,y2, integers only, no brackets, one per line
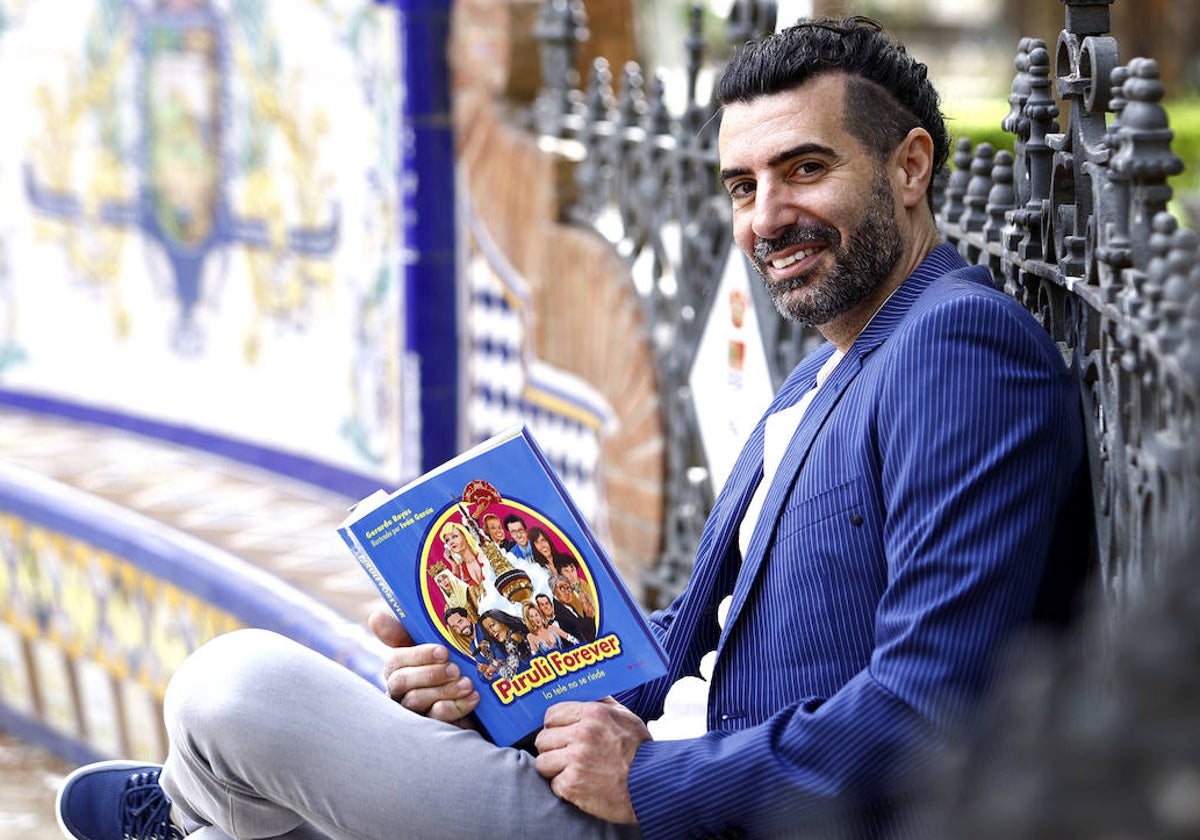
626,289,1087,838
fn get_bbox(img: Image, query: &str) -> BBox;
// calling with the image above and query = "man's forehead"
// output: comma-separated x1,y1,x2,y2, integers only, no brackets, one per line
718,74,848,156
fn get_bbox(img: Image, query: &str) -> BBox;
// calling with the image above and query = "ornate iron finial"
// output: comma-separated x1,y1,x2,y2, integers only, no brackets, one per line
961,143,995,235
616,62,647,130
1158,226,1199,356
727,0,777,46
1109,58,1185,269
645,72,672,138
572,58,616,221
533,0,590,137
685,2,706,112
1002,37,1039,142
1013,45,1059,262
1003,38,1050,221
1173,234,1200,378
941,138,973,226
583,57,615,125
985,150,1016,249
1141,212,1177,333
1096,63,1134,281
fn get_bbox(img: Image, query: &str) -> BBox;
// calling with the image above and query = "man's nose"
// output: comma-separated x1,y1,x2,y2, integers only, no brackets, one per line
751,181,798,241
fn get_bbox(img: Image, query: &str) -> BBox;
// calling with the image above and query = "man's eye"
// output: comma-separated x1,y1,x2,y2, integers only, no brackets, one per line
793,160,824,177
727,181,754,200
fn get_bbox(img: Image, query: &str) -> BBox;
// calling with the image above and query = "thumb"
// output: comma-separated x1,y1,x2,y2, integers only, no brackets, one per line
368,610,412,648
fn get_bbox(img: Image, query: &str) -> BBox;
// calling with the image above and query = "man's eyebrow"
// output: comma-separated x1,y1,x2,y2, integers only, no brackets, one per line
719,142,837,183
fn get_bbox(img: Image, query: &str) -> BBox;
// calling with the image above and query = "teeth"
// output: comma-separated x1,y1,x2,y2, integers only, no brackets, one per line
771,247,819,270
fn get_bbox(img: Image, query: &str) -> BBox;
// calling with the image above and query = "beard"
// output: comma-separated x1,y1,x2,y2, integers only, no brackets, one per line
751,171,903,326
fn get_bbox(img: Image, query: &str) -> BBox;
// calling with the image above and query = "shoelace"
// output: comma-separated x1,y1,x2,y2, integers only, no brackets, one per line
120,768,182,840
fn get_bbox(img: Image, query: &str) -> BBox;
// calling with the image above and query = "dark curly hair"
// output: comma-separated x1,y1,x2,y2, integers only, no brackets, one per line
714,16,949,207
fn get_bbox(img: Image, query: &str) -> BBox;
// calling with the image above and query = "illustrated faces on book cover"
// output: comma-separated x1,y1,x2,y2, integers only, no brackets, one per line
423,499,599,660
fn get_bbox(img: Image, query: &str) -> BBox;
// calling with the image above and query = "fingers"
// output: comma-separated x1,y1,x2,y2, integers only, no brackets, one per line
540,698,615,730
368,612,480,723
381,643,480,722
368,610,413,648
533,700,644,824
536,699,648,767
535,701,598,755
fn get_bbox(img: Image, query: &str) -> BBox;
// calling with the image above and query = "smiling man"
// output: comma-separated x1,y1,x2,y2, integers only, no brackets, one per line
56,18,1091,840
718,57,941,348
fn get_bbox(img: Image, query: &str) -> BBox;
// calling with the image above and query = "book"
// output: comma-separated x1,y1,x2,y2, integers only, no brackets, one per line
337,424,669,746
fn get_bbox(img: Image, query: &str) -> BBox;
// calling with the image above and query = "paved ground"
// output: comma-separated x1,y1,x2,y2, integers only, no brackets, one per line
0,728,72,840
0,406,393,838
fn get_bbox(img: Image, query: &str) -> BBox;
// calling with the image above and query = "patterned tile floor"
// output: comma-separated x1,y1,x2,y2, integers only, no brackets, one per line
0,406,391,838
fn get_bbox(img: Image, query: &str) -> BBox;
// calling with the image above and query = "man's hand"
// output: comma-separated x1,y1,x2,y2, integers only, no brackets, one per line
367,610,480,726
534,697,650,824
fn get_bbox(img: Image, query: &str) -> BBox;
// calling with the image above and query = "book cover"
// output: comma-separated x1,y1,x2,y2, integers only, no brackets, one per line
337,424,669,746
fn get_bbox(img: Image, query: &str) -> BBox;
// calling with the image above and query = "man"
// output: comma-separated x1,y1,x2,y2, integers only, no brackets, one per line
550,573,597,642
56,17,1090,840
482,512,516,551
503,512,534,562
443,606,477,656
556,554,597,620
535,591,565,631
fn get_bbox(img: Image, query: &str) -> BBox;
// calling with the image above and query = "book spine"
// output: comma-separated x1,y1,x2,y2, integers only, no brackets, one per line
338,525,408,620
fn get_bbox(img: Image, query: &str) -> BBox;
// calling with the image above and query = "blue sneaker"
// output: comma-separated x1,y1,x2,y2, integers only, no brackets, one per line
56,760,183,839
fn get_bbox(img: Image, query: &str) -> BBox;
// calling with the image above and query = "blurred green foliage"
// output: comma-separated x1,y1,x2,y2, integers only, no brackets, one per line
945,96,1200,197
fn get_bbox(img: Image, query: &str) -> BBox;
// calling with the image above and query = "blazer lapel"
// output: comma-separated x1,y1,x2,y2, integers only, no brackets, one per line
719,348,868,638
715,249,960,644
656,349,832,667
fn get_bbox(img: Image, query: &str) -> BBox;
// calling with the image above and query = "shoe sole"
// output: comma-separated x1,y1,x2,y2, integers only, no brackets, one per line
55,759,158,840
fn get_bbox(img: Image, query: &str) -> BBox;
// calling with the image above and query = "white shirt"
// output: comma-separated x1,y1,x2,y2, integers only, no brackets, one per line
648,349,845,739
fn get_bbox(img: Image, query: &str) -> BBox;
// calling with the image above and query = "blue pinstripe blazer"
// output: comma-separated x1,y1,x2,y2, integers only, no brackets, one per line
619,244,1091,839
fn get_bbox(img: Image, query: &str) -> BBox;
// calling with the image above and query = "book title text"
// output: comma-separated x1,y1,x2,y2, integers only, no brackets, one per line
493,633,625,704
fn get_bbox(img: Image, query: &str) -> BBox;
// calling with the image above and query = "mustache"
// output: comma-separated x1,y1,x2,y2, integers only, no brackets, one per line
752,222,840,263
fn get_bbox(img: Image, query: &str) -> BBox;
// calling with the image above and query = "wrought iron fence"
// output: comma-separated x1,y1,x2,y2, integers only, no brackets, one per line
528,0,1199,832
530,0,1198,620
533,0,817,609
939,27,1198,628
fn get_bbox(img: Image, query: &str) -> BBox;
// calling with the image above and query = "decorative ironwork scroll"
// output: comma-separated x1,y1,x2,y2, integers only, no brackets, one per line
530,0,1197,622
930,7,1200,831
938,9,1197,627
533,0,802,607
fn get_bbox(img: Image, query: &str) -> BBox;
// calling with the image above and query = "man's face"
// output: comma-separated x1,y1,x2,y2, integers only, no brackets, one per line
537,595,555,618
485,517,506,543
554,579,573,604
507,520,529,547
718,73,903,328
447,612,473,638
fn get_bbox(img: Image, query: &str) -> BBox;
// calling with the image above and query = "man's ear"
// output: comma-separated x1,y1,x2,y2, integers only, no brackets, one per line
893,127,935,209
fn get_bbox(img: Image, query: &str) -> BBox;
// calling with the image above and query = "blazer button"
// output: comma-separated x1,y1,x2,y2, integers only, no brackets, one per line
850,513,863,527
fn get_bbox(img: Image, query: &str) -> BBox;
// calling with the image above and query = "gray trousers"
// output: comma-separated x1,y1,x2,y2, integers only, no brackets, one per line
160,628,642,840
